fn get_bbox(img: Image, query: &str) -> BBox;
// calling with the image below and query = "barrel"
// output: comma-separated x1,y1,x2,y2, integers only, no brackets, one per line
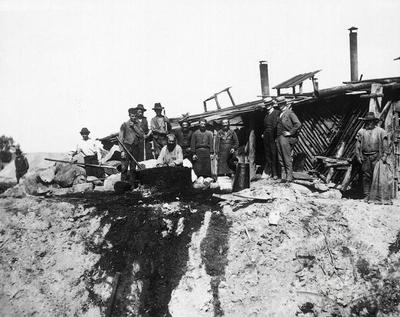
232,163,250,192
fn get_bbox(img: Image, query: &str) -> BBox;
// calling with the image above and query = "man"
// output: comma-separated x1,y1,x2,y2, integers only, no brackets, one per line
119,108,142,184
355,112,390,200
215,119,239,176
156,134,183,167
73,127,104,178
275,97,301,182
150,102,171,158
262,98,281,179
135,104,152,160
174,119,193,160
191,119,214,177
14,146,29,183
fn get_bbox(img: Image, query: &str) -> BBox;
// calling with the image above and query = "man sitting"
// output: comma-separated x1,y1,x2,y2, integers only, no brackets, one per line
156,134,183,167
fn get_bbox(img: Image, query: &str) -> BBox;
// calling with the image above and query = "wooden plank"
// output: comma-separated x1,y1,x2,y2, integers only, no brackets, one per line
368,83,383,116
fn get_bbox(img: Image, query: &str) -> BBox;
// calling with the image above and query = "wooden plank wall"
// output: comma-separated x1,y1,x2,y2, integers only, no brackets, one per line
292,96,368,170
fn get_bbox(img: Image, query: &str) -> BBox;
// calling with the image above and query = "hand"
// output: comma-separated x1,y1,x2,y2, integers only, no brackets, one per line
168,162,176,167
230,148,235,154
193,155,198,161
121,152,126,159
210,154,215,159
283,131,291,137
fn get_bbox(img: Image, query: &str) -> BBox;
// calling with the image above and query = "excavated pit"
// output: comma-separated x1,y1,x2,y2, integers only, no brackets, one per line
63,190,228,316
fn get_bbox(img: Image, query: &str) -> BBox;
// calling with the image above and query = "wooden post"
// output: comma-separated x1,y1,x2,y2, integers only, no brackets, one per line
203,101,208,112
368,83,383,116
227,88,236,106
214,94,221,110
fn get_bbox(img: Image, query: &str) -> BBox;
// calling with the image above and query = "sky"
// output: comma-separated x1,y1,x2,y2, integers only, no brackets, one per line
0,0,399,152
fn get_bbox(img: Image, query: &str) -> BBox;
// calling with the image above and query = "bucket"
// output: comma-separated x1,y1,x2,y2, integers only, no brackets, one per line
232,163,250,192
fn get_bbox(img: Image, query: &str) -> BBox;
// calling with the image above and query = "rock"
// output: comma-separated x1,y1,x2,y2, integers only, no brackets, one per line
317,189,342,199
51,188,72,196
71,183,94,193
103,173,121,191
38,166,56,184
54,163,86,188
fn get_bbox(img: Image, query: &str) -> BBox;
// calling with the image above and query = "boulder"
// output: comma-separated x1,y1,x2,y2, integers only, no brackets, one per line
103,173,121,191
71,183,94,193
54,163,86,188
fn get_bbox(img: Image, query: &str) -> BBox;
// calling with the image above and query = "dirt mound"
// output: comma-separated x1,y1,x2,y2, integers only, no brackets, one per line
1,179,399,316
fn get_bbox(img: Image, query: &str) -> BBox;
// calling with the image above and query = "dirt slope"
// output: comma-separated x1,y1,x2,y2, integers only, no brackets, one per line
1,180,400,316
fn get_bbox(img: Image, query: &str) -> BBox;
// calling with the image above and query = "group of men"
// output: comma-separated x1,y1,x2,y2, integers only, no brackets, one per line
262,96,301,183
73,96,391,201
117,103,239,184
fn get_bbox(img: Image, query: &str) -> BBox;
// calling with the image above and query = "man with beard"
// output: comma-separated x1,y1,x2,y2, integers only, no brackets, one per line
174,119,193,160
135,104,152,160
119,108,142,184
355,112,390,200
150,102,171,158
262,98,281,180
191,119,214,177
156,134,183,167
215,119,239,176
275,97,301,183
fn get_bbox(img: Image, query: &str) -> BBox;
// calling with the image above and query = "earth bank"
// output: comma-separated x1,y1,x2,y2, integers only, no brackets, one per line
1,179,400,316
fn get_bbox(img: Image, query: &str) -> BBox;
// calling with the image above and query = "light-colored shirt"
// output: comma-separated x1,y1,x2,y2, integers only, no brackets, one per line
157,144,183,166
76,138,101,160
151,116,170,134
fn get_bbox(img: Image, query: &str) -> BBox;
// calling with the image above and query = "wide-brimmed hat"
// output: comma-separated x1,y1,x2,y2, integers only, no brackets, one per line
153,102,164,110
275,96,287,105
263,97,274,109
135,104,146,112
359,112,380,121
80,127,90,135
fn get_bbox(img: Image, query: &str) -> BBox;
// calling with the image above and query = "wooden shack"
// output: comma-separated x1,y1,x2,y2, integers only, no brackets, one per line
182,75,400,194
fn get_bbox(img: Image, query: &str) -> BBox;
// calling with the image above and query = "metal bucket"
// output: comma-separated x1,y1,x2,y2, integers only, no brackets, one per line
232,163,250,192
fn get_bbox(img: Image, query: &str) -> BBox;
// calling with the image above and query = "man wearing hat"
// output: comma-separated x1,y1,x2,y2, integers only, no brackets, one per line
262,97,281,180
355,112,390,200
119,108,142,184
135,104,152,160
73,127,104,178
275,97,301,182
174,118,193,160
14,145,29,183
150,102,171,158
215,119,239,176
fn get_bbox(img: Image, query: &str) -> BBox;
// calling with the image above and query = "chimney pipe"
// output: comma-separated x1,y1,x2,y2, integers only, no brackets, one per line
259,61,270,97
349,26,358,82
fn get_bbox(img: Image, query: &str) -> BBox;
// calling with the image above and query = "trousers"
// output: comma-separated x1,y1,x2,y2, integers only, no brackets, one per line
361,152,379,197
276,135,297,181
120,143,139,183
263,131,279,177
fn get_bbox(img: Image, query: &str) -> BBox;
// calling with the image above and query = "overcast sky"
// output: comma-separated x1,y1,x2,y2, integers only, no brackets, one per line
1,0,399,152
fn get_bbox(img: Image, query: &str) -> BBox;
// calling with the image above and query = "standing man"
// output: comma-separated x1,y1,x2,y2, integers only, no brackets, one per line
355,112,390,200
174,119,193,160
262,98,281,180
276,97,301,183
150,102,171,158
135,104,152,160
215,119,239,176
119,108,142,184
191,119,214,177
72,127,104,178
14,146,29,183
156,134,183,167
